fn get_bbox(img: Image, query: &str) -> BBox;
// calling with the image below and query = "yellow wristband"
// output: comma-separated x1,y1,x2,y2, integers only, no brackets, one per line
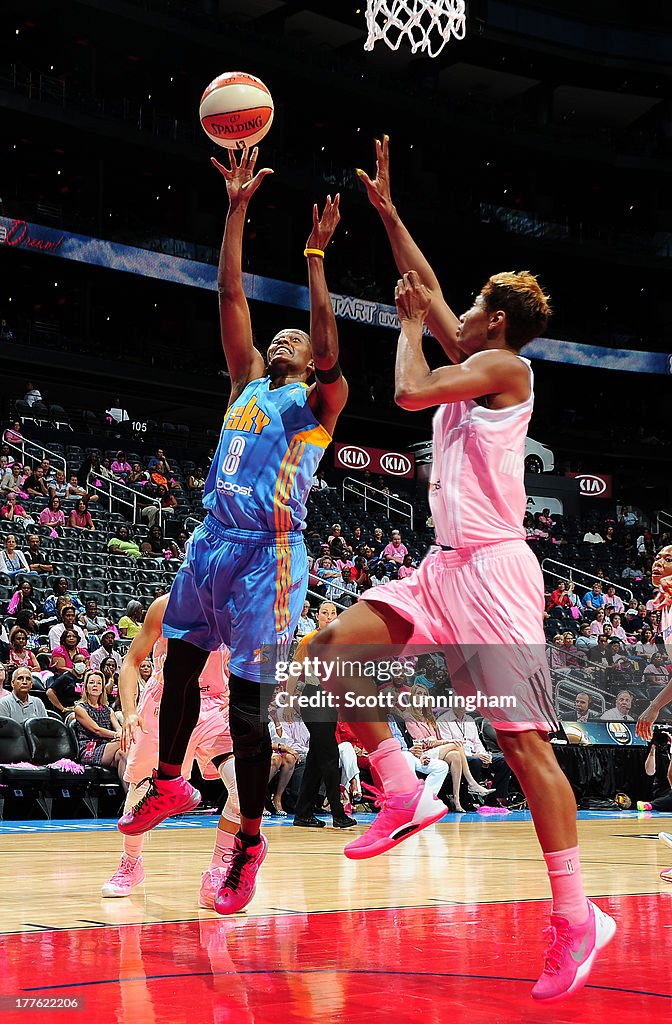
304,247,325,258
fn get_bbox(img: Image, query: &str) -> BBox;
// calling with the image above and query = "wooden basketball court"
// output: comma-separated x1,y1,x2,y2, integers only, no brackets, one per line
2,810,671,1022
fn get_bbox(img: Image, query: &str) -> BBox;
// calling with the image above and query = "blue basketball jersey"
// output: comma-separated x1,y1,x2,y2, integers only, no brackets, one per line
203,377,331,533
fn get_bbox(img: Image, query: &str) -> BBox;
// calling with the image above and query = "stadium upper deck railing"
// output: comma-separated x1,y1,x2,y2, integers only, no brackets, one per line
342,478,414,532
541,558,634,604
86,472,162,526
2,432,67,475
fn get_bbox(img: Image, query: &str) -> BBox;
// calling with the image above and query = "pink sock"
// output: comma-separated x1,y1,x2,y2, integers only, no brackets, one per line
369,738,418,796
210,826,236,870
543,846,589,925
123,834,144,859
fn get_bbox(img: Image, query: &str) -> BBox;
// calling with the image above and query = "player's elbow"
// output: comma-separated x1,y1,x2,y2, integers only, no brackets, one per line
395,388,421,411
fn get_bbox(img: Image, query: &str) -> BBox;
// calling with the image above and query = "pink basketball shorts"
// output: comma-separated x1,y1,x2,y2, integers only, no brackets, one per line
362,539,555,733
124,682,232,784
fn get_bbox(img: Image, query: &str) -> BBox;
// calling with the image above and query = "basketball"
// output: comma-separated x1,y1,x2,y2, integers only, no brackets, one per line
199,71,274,150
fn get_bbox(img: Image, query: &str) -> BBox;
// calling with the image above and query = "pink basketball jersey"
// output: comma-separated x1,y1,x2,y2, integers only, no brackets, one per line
143,641,229,703
429,357,533,549
661,605,672,654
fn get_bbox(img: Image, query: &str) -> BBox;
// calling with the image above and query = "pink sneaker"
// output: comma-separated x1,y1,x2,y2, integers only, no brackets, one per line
532,901,616,1002
344,781,447,861
117,772,201,835
661,867,672,883
213,834,268,915
101,855,145,897
199,868,227,909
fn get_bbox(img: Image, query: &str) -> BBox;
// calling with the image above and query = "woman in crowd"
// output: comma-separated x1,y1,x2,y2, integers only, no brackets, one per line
589,609,606,635
110,452,132,480
186,466,206,493
81,599,110,640
51,628,90,674
635,628,659,660
137,658,153,691
403,684,489,811
610,613,627,641
0,463,27,497
74,670,127,786
101,655,120,702
39,495,65,533
139,525,169,560
68,498,95,531
6,580,37,617
1,492,34,528
118,600,144,639
0,534,31,577
45,651,88,715
351,555,371,591
108,525,142,560
7,626,40,671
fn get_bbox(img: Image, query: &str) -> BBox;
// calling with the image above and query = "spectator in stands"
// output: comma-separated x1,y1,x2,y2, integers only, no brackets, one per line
642,653,670,702
48,604,87,650
90,628,122,672
186,466,206,493
50,628,90,675
351,555,371,590
548,633,568,669
110,451,132,480
118,600,144,639
46,652,88,715
67,497,95,531
561,692,595,722
141,484,177,528
603,585,624,614
370,562,391,587
140,525,169,560
296,600,316,639
562,632,583,668
336,567,358,608
82,601,112,644
583,527,604,543
575,622,597,650
328,523,352,554
622,560,643,582
38,495,65,533
583,583,605,611
0,534,32,578
65,473,96,503
382,529,408,566
371,526,386,555
77,452,111,489
624,607,644,635
148,448,173,473
310,468,330,492
126,462,148,487
397,553,416,579
39,459,56,486
6,580,37,617
74,670,126,784
600,690,635,722
15,609,44,654
23,465,49,499
620,506,638,529
7,626,40,671
603,525,616,545
0,462,25,496
138,658,152,689
609,613,626,640
1,491,34,528
5,420,22,441
547,581,570,611
23,383,42,407
635,628,658,659
170,530,189,563
267,708,304,816
108,525,142,560
316,556,344,603
43,579,82,618
0,665,46,723
0,663,7,691
48,469,68,500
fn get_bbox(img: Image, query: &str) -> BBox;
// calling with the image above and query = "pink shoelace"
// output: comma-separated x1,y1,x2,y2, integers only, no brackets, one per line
540,923,573,975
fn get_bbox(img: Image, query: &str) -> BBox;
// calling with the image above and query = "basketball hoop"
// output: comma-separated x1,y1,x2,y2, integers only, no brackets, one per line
365,0,466,58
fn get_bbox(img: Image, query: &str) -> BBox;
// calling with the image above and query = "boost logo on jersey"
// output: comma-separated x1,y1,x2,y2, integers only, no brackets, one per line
216,479,253,498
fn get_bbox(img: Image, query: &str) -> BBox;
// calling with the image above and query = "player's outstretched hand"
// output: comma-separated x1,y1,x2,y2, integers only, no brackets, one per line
356,135,393,217
120,712,147,754
211,146,273,207
306,194,341,253
395,270,432,323
636,704,659,742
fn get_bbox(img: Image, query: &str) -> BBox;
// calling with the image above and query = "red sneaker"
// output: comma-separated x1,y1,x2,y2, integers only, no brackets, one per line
213,834,268,915
117,772,201,835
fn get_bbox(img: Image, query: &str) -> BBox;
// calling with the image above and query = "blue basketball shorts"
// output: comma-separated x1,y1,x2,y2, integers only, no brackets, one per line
163,515,309,683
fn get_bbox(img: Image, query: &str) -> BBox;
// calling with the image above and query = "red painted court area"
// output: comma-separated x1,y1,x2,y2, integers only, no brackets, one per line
3,895,670,1024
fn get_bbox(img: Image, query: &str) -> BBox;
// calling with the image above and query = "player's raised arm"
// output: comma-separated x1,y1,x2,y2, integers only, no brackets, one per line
393,272,529,411
305,195,348,435
357,135,462,363
118,595,167,752
211,147,272,397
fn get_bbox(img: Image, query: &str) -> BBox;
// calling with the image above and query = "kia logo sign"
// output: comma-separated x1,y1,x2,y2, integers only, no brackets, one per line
577,475,607,496
337,446,371,469
565,471,612,498
380,452,412,476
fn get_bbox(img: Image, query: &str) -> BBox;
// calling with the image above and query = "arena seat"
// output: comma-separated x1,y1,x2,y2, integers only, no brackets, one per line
0,718,52,820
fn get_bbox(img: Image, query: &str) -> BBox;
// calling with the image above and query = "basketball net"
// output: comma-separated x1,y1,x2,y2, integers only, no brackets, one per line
365,0,466,58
